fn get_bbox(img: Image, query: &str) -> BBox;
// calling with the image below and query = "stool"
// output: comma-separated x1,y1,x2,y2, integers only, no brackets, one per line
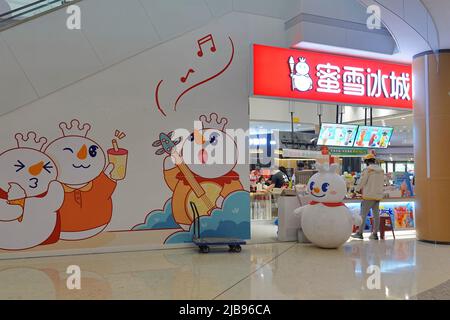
370,216,395,240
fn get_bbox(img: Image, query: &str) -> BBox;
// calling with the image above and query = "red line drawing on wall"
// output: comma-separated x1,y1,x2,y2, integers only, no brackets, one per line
180,68,195,83
174,36,234,111
154,35,234,116
197,34,216,57
155,80,167,117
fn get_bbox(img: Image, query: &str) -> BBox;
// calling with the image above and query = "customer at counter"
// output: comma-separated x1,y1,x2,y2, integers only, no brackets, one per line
266,166,290,191
352,154,385,240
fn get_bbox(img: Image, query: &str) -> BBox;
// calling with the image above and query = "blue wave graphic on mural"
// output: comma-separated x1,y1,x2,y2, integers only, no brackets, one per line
133,199,179,230
166,191,250,244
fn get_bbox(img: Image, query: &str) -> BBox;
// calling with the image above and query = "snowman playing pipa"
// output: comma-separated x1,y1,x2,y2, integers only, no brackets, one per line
153,113,244,231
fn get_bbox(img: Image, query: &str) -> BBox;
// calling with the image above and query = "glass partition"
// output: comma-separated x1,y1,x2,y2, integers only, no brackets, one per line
0,0,70,29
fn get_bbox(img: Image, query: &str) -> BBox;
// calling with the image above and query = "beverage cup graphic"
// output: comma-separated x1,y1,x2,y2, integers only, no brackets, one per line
107,139,128,180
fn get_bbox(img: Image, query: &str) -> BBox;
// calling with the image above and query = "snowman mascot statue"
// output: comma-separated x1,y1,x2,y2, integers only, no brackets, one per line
294,163,360,249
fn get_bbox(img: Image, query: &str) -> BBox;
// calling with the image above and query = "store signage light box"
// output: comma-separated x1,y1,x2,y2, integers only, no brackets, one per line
253,44,413,109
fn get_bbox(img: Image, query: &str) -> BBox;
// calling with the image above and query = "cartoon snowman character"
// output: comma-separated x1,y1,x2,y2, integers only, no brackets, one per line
289,56,313,92
157,113,244,231
294,163,360,248
0,132,64,250
44,120,117,240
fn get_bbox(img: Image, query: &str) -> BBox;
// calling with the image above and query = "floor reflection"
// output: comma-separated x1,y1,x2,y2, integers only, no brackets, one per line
0,236,449,300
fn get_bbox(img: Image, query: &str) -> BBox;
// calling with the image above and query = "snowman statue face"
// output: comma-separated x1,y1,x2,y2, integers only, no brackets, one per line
308,163,347,203
295,60,310,75
180,128,238,179
0,146,57,198
45,136,106,186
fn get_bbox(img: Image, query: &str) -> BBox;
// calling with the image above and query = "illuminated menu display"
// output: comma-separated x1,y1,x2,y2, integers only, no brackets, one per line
317,123,358,147
354,126,394,148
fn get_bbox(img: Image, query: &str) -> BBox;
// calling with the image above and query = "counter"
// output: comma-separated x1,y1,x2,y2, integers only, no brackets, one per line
277,195,301,241
276,196,416,242
250,192,272,220
345,197,415,230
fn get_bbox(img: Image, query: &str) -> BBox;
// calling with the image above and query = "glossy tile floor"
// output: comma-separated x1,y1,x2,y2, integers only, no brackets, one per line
0,232,449,299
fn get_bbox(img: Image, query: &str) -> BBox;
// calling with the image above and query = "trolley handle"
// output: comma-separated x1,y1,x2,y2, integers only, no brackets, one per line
189,201,201,239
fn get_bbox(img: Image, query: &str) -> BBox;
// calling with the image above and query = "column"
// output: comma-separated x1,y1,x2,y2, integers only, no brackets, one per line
413,50,450,243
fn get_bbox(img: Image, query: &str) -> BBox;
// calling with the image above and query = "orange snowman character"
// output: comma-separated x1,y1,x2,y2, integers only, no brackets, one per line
154,113,243,231
45,120,121,240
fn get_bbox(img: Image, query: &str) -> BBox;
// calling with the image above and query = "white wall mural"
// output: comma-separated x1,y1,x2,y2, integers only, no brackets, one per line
0,12,287,257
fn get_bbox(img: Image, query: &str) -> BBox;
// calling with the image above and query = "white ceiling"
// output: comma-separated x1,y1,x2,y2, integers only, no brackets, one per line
1,0,448,118
421,0,450,48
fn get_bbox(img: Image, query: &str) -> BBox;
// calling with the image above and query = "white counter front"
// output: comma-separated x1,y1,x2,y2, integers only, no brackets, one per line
277,195,301,242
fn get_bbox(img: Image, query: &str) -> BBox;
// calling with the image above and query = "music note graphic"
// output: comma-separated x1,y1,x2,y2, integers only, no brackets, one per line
180,68,195,83
197,34,216,57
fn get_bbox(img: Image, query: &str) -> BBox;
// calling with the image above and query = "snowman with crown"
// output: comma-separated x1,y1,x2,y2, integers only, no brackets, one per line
289,56,313,92
0,132,64,250
155,113,244,231
294,163,360,248
45,119,118,241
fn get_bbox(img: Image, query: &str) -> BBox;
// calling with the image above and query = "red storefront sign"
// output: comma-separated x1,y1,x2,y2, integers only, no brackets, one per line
253,44,412,109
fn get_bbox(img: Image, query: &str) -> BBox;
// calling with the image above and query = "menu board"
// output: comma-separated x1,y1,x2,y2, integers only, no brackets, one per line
317,123,358,147
353,126,394,148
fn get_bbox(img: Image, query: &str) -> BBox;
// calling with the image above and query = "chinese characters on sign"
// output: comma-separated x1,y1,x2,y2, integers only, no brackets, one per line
314,63,410,100
253,45,413,109
316,63,341,94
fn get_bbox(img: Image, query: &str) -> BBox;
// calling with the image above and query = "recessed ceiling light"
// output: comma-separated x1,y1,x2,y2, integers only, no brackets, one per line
401,117,406,120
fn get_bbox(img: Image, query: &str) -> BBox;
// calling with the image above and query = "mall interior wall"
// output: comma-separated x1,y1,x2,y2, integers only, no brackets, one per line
0,10,288,258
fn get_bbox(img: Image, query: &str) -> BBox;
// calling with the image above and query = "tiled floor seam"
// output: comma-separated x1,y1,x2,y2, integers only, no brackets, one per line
211,243,297,300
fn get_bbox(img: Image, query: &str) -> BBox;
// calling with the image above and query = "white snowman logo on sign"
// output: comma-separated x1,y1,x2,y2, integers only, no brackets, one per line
294,163,360,249
289,56,313,92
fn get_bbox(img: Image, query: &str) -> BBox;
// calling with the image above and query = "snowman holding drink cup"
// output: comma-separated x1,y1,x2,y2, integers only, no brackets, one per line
45,120,128,240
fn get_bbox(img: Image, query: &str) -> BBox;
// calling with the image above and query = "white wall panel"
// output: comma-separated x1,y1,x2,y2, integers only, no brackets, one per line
300,21,347,48
139,0,212,41
233,0,302,20
0,35,38,115
301,0,366,24
2,9,103,97
80,0,161,66
346,29,396,54
205,0,233,17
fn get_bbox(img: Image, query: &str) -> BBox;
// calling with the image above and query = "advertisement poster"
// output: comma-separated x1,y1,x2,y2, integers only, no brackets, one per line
317,123,358,147
347,201,415,230
354,126,394,148
393,172,415,197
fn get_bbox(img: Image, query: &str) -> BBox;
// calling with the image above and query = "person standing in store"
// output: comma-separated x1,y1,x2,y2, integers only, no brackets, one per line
352,154,385,240
267,166,290,190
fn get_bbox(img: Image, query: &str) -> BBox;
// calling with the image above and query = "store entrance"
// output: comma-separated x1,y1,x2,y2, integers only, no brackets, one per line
248,97,415,243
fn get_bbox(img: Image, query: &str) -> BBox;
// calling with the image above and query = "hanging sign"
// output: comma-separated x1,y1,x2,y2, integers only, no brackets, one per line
253,44,412,109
